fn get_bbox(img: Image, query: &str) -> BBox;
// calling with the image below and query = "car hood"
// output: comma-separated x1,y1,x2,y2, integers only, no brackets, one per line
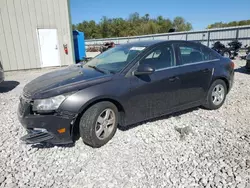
23,64,113,99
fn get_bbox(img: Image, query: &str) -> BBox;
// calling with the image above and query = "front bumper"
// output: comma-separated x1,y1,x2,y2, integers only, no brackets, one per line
18,97,77,145
20,130,54,144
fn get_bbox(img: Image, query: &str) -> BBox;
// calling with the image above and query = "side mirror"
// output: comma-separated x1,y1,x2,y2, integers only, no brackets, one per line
134,64,155,76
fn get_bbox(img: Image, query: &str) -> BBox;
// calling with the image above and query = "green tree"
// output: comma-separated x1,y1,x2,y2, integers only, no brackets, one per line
100,16,110,38
173,17,192,31
157,16,173,33
207,19,250,29
73,13,193,39
144,14,150,22
186,22,193,31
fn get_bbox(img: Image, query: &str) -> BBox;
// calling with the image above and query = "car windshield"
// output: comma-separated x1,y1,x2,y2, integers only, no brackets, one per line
84,45,146,73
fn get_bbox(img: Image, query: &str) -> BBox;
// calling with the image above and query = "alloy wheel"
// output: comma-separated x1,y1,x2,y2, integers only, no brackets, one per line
95,108,116,140
211,84,225,106
223,52,230,58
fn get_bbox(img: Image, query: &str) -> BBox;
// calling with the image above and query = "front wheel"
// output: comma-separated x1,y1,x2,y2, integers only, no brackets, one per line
79,101,118,148
203,79,227,110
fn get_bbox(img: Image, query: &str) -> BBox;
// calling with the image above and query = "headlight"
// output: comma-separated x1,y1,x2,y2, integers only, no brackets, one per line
33,95,66,112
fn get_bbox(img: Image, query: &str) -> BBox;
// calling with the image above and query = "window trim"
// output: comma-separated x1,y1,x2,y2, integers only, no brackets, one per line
200,45,221,60
125,42,220,77
138,43,176,70
174,42,205,66
155,58,220,72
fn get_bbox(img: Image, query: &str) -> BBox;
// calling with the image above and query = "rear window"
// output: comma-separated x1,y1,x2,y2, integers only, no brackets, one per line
201,46,220,61
177,43,220,65
178,45,203,65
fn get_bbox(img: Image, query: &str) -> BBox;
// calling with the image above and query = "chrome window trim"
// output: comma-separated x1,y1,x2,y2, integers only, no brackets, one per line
155,59,220,72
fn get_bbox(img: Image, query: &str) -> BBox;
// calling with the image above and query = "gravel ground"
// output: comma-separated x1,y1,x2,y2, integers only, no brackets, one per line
0,60,249,188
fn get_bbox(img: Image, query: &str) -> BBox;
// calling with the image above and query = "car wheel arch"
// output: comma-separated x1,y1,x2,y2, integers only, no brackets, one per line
211,77,229,93
71,97,126,139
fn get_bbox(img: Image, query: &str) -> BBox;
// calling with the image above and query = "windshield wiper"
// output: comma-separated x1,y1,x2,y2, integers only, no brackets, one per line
88,65,106,74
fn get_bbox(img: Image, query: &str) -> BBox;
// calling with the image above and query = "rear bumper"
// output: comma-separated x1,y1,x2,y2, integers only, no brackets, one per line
18,102,77,145
227,70,234,93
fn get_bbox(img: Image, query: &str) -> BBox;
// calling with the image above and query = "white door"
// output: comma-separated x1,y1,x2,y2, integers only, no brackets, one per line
38,29,60,67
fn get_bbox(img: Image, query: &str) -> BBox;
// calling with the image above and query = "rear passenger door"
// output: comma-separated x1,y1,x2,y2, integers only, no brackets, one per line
174,42,219,105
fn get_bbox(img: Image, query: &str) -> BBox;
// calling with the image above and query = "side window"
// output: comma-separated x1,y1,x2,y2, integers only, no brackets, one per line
145,49,161,59
201,46,220,61
178,44,203,65
140,45,174,70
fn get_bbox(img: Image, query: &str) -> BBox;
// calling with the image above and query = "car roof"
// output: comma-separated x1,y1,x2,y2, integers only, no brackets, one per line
118,40,165,48
118,40,201,48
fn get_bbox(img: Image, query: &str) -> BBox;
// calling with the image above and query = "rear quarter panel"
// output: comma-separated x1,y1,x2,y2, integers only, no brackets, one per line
212,57,234,92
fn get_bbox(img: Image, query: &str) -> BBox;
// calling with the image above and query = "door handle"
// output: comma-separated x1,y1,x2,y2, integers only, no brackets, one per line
202,68,210,73
169,76,179,82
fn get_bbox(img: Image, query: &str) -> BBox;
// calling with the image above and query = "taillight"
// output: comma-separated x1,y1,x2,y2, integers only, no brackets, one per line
230,61,235,69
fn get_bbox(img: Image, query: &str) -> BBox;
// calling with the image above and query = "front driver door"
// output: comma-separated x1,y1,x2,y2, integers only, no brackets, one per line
126,43,181,124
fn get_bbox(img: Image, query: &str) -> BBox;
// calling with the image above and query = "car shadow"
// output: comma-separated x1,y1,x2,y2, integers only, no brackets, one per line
118,107,199,131
0,81,20,93
31,142,75,149
29,107,199,149
234,66,250,74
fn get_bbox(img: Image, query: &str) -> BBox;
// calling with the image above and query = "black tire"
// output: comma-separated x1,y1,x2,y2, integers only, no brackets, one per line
203,79,227,110
79,101,118,148
246,60,250,71
221,49,231,58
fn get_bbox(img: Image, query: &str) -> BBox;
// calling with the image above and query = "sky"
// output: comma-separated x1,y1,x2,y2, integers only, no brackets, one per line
70,0,250,30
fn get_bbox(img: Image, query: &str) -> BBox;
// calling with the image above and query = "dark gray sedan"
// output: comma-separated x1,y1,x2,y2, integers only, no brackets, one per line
18,40,234,147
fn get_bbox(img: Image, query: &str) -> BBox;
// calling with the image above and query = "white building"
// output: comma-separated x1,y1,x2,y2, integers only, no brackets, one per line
0,0,74,71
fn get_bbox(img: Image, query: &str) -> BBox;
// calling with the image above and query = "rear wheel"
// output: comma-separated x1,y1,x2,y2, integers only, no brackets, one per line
203,79,227,110
221,49,231,58
79,101,118,148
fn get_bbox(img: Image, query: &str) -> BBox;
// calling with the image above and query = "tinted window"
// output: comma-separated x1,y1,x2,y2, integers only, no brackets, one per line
146,49,161,59
201,46,220,61
140,45,174,70
178,44,203,65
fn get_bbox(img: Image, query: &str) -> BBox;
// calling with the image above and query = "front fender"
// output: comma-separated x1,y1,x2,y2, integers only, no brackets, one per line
59,79,129,114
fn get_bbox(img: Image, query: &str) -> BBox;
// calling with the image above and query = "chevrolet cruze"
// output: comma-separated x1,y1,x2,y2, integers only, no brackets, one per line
18,40,234,147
